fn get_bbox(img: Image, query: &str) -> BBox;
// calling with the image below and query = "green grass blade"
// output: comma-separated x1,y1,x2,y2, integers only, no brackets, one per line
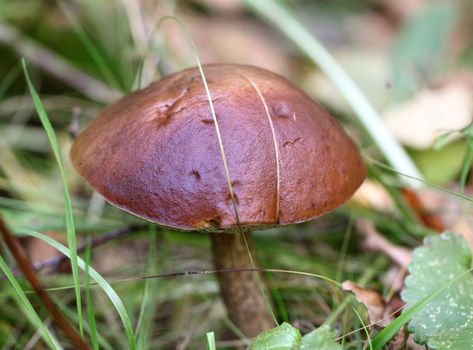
60,300,114,350
84,240,99,350
351,307,372,350
56,0,123,92
0,62,21,101
0,254,62,350
19,228,137,350
460,140,473,193
136,226,159,350
206,332,216,350
243,0,422,189
21,59,83,335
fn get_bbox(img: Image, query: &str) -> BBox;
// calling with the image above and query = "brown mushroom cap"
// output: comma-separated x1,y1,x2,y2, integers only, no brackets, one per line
71,64,366,232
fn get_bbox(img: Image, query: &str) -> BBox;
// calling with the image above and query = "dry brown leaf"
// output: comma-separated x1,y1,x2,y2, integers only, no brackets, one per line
356,220,412,267
382,266,407,296
351,180,395,213
21,232,69,273
22,232,65,264
384,78,473,150
415,187,473,253
92,239,149,275
342,281,386,325
342,281,407,350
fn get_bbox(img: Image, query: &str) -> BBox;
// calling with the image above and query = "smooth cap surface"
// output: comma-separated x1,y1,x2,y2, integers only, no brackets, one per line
71,64,366,231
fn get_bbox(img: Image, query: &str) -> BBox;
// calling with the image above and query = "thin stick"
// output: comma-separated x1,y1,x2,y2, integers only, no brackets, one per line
0,214,90,350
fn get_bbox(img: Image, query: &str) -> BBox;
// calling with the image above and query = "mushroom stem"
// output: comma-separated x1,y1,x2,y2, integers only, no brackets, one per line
210,230,274,338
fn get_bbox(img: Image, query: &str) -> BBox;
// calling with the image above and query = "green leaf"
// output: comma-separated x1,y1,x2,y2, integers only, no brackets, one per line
410,140,466,185
251,323,301,350
250,323,341,350
300,326,342,350
402,233,473,349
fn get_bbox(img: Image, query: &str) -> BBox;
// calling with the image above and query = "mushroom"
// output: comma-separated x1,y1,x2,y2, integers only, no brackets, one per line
70,64,366,337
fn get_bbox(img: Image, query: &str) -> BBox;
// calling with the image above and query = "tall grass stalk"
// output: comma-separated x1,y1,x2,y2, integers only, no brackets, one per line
22,60,84,336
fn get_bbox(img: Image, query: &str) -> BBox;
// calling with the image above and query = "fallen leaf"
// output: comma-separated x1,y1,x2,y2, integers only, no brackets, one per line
385,78,473,150
343,281,407,350
22,231,67,272
356,220,412,267
414,187,473,253
342,281,387,326
351,180,395,213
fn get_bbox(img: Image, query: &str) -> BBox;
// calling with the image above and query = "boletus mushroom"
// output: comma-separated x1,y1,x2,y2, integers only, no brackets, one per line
70,64,366,337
